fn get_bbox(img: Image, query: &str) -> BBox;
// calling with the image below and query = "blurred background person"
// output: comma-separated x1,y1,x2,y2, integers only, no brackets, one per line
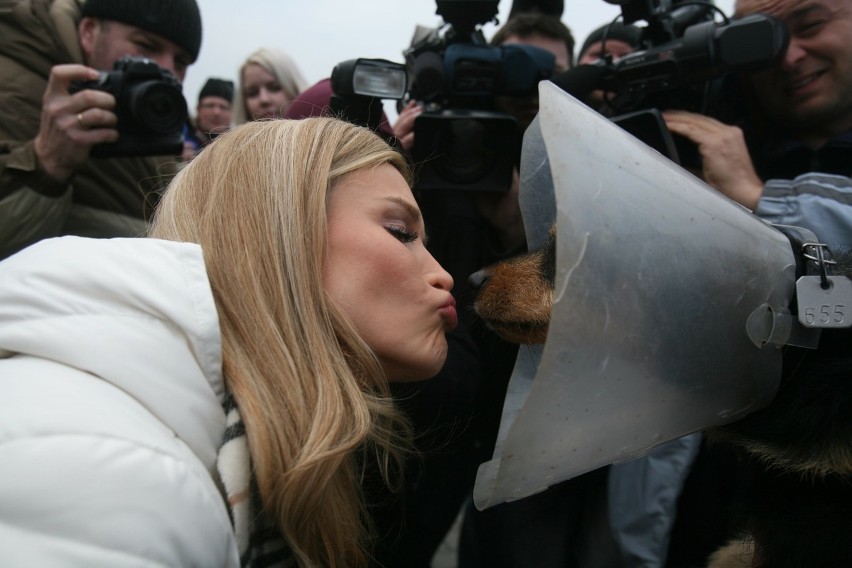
233,47,308,123
576,21,643,114
577,21,642,65
491,11,575,135
0,0,202,260
0,117,456,567
183,77,234,160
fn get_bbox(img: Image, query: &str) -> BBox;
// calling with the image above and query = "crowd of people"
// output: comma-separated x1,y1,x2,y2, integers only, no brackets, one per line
0,0,849,566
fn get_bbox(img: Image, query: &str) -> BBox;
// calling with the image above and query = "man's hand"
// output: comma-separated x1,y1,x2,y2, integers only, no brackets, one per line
392,100,422,153
33,64,119,182
662,110,764,211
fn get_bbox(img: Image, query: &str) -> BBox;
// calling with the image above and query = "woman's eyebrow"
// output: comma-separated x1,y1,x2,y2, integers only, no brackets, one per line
384,196,421,222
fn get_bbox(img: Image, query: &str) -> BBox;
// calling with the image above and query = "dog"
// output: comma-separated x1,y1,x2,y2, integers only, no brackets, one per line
468,225,556,345
468,225,852,568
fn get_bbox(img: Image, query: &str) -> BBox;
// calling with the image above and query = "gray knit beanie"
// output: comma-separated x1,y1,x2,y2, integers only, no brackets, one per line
199,78,234,103
81,0,202,62
579,22,643,59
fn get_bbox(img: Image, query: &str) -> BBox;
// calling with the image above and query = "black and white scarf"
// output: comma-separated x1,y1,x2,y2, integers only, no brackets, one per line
217,395,296,567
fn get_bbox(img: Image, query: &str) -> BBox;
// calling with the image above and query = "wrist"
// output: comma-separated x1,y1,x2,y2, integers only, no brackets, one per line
739,178,764,211
33,137,75,183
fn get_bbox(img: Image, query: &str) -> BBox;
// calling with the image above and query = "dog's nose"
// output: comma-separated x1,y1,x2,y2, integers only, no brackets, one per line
467,270,490,293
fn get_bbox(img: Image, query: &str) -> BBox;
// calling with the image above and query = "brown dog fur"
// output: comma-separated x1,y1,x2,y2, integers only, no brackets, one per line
468,226,556,344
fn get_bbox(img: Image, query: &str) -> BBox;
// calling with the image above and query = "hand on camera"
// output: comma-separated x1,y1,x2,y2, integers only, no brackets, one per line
34,64,119,182
392,100,423,152
662,110,764,211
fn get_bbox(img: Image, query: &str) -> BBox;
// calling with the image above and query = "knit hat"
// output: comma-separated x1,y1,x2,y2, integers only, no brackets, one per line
579,22,642,59
199,78,234,103
81,0,202,62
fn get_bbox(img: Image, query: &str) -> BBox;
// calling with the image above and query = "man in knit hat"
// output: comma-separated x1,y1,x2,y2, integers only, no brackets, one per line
184,78,234,159
577,21,643,114
578,21,643,65
0,0,203,259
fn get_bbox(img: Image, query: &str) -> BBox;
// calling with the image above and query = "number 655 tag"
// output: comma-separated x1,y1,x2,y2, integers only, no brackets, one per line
796,275,852,328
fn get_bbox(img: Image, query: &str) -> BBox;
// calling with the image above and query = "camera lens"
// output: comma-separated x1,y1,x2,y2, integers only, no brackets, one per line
432,119,494,183
129,81,187,134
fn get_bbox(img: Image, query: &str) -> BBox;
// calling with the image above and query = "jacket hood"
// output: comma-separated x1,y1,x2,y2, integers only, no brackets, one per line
0,236,226,469
0,0,84,76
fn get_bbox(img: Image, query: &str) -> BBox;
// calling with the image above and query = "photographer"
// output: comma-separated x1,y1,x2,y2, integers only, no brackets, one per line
0,0,202,260
662,0,852,250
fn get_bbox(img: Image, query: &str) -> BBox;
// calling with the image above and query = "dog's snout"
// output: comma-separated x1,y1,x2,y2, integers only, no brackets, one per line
468,270,490,293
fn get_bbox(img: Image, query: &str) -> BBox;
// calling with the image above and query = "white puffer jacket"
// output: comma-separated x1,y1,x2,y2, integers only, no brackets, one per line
0,236,240,567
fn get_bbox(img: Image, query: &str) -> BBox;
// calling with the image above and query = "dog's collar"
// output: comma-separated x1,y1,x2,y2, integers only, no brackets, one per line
773,224,852,350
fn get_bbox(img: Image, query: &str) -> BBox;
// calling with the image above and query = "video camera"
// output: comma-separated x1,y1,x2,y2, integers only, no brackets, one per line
330,0,555,192
552,0,789,167
70,56,187,158
405,0,555,192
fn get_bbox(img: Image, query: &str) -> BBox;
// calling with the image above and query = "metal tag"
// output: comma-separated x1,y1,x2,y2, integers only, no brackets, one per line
796,275,852,328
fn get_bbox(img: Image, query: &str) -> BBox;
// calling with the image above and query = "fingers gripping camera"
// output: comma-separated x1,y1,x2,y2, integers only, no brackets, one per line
70,56,188,158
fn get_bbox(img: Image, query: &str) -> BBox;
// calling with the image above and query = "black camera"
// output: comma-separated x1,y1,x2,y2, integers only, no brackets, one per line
70,56,187,158
551,0,789,167
405,0,555,192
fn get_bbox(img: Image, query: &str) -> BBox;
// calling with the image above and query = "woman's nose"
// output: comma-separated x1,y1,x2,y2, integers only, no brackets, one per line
427,255,453,291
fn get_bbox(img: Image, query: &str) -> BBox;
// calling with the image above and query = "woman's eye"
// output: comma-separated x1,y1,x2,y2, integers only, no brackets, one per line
386,225,418,244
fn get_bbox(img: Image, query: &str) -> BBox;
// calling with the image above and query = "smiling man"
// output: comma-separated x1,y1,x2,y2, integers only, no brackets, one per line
662,0,852,249
0,0,202,259
739,0,852,146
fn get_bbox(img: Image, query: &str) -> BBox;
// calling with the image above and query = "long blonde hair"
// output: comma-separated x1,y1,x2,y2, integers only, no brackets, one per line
234,47,309,124
149,117,413,567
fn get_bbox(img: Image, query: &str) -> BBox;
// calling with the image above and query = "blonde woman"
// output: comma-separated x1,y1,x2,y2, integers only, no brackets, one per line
0,118,457,567
234,47,309,123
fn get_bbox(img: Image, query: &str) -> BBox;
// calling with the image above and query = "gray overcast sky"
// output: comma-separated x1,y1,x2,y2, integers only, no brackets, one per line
184,0,736,122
